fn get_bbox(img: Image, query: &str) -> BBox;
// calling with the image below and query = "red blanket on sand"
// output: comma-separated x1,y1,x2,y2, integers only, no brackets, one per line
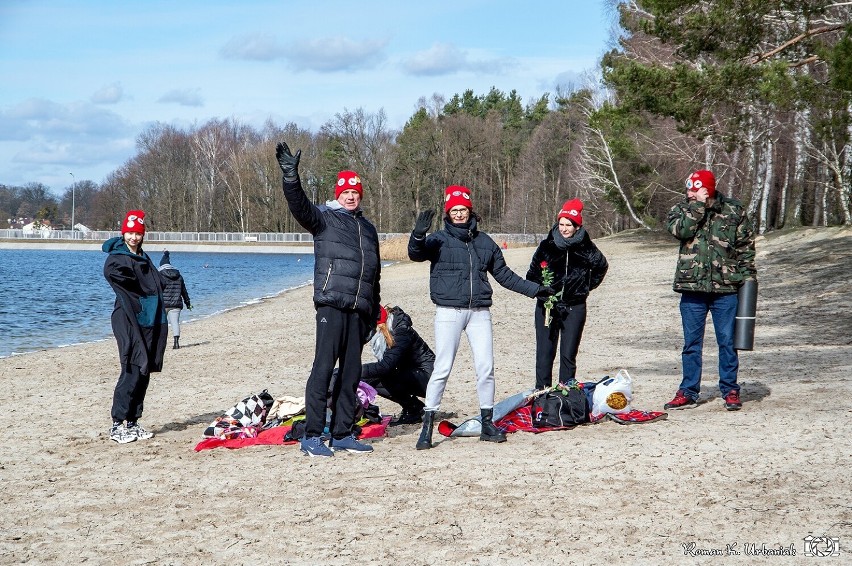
194,417,391,451
494,405,665,433
494,405,582,433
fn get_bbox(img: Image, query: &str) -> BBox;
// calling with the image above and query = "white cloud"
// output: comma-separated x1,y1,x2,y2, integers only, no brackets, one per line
220,33,285,61
402,43,515,77
0,98,131,140
284,36,388,72
90,82,124,104
551,70,585,93
157,89,204,107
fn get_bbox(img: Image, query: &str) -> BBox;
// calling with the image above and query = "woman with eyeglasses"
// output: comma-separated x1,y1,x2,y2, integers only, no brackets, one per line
408,185,555,450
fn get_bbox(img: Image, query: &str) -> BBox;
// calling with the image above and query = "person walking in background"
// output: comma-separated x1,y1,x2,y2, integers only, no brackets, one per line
408,185,555,450
158,250,191,350
361,304,435,425
665,169,757,411
276,141,381,457
102,210,167,444
526,198,608,390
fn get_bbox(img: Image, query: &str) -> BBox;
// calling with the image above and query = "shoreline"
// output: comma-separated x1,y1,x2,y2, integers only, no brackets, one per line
0,278,314,360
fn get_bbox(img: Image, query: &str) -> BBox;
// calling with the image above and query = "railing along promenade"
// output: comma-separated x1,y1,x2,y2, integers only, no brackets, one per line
0,229,541,245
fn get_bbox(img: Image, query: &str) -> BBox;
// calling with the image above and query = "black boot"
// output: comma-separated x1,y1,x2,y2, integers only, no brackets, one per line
391,405,425,426
416,410,435,450
173,336,180,350
479,408,506,443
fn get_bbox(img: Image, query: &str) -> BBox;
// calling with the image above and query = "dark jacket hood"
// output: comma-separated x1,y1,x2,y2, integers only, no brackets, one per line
102,236,151,262
159,267,182,280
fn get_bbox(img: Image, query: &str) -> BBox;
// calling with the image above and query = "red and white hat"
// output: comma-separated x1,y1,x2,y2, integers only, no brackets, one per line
557,198,583,227
121,210,146,234
686,170,716,198
336,170,363,198
444,185,473,213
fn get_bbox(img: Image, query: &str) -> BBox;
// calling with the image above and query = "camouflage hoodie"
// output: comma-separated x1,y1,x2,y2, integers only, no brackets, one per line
667,193,757,294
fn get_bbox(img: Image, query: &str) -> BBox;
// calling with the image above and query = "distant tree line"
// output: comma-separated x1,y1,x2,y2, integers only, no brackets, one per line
3,1,850,237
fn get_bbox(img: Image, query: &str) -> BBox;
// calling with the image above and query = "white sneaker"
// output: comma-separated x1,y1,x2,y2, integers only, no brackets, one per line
110,423,137,444
126,422,154,440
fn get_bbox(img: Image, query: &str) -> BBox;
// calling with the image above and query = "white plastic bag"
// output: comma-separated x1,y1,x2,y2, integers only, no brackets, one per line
591,369,633,417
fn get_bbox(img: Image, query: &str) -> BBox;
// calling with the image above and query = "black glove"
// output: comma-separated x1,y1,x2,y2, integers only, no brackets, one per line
275,142,301,182
535,285,557,298
412,209,436,238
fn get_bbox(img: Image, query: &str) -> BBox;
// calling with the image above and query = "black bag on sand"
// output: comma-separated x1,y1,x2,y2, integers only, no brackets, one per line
531,387,589,428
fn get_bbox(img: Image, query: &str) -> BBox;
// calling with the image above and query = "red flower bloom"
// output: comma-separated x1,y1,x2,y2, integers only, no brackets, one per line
540,261,548,268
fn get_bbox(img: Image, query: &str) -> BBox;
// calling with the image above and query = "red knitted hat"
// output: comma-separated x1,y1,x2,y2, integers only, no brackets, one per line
686,170,716,198
121,210,146,234
444,185,473,213
557,198,583,227
336,170,363,199
377,305,388,325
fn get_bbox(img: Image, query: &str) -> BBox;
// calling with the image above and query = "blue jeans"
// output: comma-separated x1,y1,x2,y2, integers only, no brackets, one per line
678,292,740,400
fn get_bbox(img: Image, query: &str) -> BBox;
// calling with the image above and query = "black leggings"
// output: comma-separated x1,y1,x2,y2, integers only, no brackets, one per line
534,301,587,389
361,366,429,410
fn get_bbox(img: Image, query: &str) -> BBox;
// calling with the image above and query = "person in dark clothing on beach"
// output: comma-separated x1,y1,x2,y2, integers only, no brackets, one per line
158,250,191,350
361,304,435,425
102,210,168,444
276,141,381,458
526,198,608,390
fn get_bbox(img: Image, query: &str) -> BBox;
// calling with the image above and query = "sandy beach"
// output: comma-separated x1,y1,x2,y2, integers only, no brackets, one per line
2,226,850,565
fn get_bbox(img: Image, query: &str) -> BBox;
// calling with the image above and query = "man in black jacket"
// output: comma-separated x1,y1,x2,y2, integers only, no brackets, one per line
276,142,381,458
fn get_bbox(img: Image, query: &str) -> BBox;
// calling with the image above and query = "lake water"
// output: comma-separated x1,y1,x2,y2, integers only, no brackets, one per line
0,249,315,358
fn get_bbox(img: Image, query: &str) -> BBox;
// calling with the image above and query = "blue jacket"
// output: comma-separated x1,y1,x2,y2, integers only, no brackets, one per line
408,216,539,308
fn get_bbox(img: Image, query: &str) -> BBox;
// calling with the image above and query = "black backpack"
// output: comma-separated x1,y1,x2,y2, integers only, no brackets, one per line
531,387,589,428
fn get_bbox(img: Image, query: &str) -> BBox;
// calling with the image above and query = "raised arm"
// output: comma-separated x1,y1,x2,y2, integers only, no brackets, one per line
276,141,324,235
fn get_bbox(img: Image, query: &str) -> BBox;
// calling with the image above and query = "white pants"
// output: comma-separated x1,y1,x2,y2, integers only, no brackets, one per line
424,306,495,411
165,308,182,337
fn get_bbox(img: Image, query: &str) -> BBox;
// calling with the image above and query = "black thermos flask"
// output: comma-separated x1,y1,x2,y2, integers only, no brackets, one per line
734,279,757,350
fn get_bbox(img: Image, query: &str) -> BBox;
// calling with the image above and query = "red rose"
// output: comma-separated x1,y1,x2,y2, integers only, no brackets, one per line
540,261,548,268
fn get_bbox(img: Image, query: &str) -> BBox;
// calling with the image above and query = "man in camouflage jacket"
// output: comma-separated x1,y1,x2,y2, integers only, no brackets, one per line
664,169,756,412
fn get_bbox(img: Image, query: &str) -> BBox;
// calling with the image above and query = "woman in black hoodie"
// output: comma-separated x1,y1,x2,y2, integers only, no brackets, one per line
102,210,167,444
526,199,608,390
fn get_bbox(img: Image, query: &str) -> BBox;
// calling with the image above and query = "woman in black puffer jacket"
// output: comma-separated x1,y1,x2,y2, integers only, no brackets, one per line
526,199,608,390
408,185,551,449
361,305,435,425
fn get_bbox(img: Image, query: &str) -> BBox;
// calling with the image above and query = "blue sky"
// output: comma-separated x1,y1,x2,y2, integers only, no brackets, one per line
0,1,616,195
